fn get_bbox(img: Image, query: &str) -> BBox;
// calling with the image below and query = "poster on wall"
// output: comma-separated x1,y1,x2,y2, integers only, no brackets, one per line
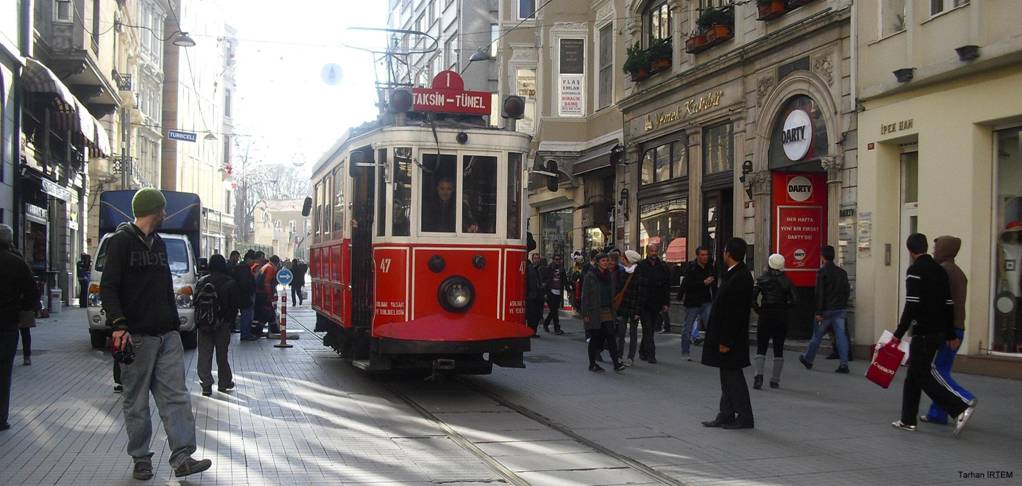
772,172,827,287
559,74,584,117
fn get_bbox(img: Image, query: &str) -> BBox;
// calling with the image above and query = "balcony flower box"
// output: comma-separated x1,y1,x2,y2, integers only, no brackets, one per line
685,34,708,54
757,0,786,20
648,37,673,72
623,41,652,82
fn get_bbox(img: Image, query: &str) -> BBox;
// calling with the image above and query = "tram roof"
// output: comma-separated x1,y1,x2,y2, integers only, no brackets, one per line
311,113,530,176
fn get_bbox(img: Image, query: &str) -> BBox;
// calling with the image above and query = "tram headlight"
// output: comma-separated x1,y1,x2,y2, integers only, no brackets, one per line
438,276,474,313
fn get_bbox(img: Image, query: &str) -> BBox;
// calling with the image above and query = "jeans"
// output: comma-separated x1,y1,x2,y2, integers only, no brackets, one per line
0,329,18,426
239,295,255,340
802,309,849,366
901,333,969,426
681,303,711,355
925,328,975,424
614,316,638,361
197,326,232,390
120,331,197,467
639,309,660,360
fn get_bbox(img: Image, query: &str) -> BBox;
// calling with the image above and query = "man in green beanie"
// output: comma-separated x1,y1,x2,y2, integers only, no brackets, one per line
102,188,212,479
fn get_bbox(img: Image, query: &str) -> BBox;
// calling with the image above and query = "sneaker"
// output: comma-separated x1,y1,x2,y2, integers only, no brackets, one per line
891,420,917,432
625,358,634,367
218,382,236,392
953,406,976,438
113,384,123,393
835,365,850,374
658,329,669,334
173,457,212,478
769,381,780,389
133,461,154,480
799,355,813,370
201,387,212,397
614,363,626,372
753,375,764,390
589,364,605,373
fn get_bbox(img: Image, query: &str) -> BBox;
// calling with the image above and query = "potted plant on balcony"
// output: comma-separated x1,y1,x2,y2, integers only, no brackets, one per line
623,42,652,81
757,0,786,20
787,0,816,8
648,37,672,71
706,7,734,42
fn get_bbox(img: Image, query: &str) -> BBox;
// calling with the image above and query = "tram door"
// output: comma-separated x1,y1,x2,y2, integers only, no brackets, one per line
350,149,376,358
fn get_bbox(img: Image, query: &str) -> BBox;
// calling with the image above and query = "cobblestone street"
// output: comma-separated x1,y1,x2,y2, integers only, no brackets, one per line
1,307,1019,485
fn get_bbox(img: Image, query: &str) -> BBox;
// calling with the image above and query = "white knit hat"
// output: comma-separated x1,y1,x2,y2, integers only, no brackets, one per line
624,250,642,264
768,253,785,270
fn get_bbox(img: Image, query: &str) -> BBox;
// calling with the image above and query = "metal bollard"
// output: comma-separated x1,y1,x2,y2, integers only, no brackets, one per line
274,292,293,348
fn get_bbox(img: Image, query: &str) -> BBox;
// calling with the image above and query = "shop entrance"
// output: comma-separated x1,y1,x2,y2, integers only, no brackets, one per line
899,150,919,315
702,188,733,264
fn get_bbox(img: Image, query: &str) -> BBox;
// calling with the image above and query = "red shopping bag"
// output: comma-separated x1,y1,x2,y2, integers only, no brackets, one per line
866,341,905,389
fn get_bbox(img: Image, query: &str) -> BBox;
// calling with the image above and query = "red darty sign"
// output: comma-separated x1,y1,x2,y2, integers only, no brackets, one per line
412,71,492,116
772,172,827,287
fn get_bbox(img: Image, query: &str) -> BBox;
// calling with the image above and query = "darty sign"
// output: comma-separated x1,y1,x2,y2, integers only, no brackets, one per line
412,71,491,116
781,109,812,161
772,172,827,287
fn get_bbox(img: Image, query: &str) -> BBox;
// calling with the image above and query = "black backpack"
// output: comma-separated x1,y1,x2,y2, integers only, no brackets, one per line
194,282,222,331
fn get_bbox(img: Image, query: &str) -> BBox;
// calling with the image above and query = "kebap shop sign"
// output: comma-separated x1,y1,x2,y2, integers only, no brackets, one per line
772,172,827,287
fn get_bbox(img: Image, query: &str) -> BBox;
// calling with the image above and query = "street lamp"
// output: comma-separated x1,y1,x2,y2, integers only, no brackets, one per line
173,32,197,48
204,132,217,141
115,20,197,47
459,48,492,75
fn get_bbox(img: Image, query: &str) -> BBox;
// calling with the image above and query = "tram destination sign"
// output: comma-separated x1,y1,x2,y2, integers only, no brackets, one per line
412,70,491,116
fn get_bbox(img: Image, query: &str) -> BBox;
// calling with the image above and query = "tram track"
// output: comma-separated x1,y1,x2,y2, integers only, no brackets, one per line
289,309,682,485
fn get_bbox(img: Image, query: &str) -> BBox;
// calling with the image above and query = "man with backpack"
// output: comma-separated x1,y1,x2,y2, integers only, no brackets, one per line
194,254,240,396
800,245,852,373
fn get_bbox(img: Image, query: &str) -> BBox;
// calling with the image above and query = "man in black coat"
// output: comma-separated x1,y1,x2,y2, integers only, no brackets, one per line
636,243,671,363
525,253,545,337
701,237,755,430
233,252,258,341
0,224,39,431
542,254,567,335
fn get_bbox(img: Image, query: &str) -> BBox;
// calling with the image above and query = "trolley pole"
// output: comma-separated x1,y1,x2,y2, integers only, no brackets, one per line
275,291,292,348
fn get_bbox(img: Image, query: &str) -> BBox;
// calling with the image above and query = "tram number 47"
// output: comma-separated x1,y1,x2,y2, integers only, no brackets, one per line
379,258,393,273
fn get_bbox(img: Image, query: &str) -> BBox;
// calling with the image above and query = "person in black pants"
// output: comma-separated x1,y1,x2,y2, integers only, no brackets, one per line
751,254,797,390
525,253,545,337
0,224,40,431
581,253,624,372
636,243,671,364
77,254,91,308
291,259,308,306
542,255,567,335
701,237,755,430
890,233,976,437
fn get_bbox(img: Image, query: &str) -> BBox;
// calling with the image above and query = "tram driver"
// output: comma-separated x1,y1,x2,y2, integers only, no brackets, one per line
423,177,479,233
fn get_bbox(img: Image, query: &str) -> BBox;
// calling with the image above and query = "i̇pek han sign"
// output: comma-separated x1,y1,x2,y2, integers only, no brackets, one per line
772,172,827,287
412,71,491,116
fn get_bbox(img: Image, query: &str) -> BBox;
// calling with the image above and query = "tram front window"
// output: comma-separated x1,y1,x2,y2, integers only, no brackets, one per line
463,155,497,234
421,154,459,233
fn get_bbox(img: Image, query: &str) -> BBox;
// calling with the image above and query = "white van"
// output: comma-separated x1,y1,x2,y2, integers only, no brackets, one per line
86,232,198,349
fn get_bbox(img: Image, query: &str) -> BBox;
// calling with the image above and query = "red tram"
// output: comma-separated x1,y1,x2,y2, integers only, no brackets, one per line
308,71,533,374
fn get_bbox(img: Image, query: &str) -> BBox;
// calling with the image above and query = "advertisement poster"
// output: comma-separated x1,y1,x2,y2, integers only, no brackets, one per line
772,172,827,287
558,74,584,117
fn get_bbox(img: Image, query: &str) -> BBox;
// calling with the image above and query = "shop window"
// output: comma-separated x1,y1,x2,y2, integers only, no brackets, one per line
541,208,573,260
703,123,734,175
931,0,968,16
881,0,907,37
641,150,655,185
641,138,688,186
994,128,1022,354
644,0,671,46
768,95,830,169
672,140,688,179
508,153,523,239
463,155,497,234
393,148,412,236
421,154,458,233
655,144,670,182
639,198,688,262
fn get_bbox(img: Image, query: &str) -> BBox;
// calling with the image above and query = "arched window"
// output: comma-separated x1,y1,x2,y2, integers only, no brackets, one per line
644,0,671,46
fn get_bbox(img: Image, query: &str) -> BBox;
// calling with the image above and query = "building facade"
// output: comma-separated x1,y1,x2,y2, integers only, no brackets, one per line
1,2,25,229
616,0,857,338
160,0,234,257
496,0,629,262
855,0,1022,375
251,199,310,262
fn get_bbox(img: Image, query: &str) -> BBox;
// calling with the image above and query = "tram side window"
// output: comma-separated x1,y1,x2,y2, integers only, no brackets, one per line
393,147,412,236
463,155,497,234
313,181,322,241
377,149,387,237
323,172,332,239
420,154,458,233
507,153,523,239
333,167,345,238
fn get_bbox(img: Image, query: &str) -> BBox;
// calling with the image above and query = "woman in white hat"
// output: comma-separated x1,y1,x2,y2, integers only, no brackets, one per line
751,253,798,390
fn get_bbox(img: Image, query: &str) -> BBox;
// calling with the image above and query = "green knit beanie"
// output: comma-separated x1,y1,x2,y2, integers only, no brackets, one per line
132,188,167,218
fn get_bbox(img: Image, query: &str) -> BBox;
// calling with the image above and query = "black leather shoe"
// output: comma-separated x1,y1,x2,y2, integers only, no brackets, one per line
722,422,755,430
0,422,11,431
701,418,734,428
218,382,235,392
799,355,813,370
133,461,154,480
555,329,565,335
753,375,763,390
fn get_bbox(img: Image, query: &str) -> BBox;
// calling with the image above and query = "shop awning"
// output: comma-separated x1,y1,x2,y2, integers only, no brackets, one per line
571,140,621,176
73,100,95,146
94,122,111,157
22,58,77,113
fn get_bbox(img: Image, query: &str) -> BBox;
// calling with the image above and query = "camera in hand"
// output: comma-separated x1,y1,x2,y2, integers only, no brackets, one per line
113,339,135,365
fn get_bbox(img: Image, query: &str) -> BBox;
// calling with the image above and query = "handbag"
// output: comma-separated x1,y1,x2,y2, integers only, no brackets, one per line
18,310,37,329
612,273,635,312
866,341,905,389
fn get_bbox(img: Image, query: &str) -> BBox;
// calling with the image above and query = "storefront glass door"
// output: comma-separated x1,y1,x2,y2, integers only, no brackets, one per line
702,188,733,265
899,151,919,315
993,128,1022,354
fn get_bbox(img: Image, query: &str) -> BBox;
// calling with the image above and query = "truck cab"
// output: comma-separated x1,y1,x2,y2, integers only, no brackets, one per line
86,232,199,349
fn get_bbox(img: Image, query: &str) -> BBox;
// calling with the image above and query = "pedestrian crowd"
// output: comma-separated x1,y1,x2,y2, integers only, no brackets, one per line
525,233,977,436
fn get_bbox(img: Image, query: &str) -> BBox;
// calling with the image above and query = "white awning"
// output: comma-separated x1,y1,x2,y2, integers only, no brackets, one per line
22,58,77,113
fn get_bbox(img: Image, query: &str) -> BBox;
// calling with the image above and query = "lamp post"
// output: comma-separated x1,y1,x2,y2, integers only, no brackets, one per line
115,20,197,47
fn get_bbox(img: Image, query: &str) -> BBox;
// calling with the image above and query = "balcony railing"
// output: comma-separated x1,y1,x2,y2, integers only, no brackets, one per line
112,70,132,91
